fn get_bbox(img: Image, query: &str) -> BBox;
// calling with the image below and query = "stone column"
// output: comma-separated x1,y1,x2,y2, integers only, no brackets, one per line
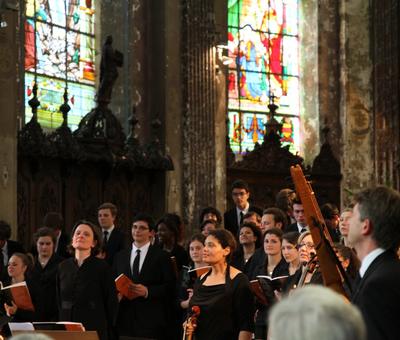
178,0,221,228
0,10,19,237
299,0,319,165
339,0,374,204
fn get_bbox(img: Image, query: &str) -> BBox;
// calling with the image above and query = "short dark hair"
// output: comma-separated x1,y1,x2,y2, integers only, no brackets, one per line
208,229,237,263
292,198,303,206
354,186,400,250
0,221,11,240
263,207,288,229
264,227,284,242
282,231,300,246
43,212,64,231
240,221,262,248
231,179,250,193
243,211,261,224
71,220,102,256
199,207,222,225
275,188,296,213
156,215,179,244
34,227,57,245
321,203,340,220
200,219,218,232
133,213,155,232
190,233,206,245
98,202,118,217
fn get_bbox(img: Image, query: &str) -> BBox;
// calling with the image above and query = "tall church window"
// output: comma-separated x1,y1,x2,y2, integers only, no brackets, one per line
24,0,96,130
227,0,299,154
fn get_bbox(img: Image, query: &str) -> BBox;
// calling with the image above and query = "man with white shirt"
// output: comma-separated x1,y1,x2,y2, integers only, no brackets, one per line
98,202,126,265
349,186,400,340
284,198,308,233
224,179,262,238
113,213,175,339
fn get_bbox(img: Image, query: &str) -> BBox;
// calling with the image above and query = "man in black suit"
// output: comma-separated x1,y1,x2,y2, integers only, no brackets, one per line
224,179,262,237
0,220,25,281
98,202,126,265
284,198,308,233
113,213,175,340
349,186,400,340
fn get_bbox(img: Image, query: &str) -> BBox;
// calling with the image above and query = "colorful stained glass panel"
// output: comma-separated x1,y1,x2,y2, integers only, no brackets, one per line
24,0,96,130
227,0,300,154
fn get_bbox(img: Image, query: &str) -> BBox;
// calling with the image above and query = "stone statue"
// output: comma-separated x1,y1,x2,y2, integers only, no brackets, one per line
97,35,123,106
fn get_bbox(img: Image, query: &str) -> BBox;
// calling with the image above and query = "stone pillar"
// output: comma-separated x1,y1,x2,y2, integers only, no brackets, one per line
318,0,341,157
165,0,183,215
299,0,319,165
0,10,19,237
179,0,220,228
340,0,373,204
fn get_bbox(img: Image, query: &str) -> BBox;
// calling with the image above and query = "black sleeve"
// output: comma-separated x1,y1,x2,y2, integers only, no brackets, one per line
232,274,255,333
100,262,119,327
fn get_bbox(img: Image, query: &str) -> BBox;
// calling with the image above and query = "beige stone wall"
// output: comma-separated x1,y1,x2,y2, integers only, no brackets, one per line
0,10,19,237
339,0,374,205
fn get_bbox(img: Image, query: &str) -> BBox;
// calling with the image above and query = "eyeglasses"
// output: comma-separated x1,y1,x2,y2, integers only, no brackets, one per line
132,224,149,231
232,191,247,197
297,242,314,250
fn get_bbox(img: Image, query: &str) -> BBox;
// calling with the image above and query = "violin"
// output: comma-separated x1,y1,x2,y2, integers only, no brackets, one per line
183,305,200,340
297,253,319,288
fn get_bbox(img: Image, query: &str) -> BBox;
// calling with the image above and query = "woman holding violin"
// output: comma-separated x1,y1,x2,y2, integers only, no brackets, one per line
186,229,254,340
284,231,323,292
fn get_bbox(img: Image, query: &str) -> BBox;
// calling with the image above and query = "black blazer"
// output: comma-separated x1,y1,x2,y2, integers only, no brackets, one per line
55,231,71,258
284,222,301,233
352,250,400,340
113,245,176,339
104,228,126,265
224,205,262,237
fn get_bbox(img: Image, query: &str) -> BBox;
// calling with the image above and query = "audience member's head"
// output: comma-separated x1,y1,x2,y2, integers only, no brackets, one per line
292,198,306,227
243,211,261,229
231,179,250,210
321,203,340,228
0,220,12,242
261,207,288,233
71,220,102,256
43,212,64,233
239,221,262,248
97,202,117,230
199,207,222,225
349,186,400,251
206,229,237,263
269,285,366,340
276,188,296,218
200,219,218,237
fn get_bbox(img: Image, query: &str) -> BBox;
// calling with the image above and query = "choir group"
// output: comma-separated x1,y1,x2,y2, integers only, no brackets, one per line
0,180,400,340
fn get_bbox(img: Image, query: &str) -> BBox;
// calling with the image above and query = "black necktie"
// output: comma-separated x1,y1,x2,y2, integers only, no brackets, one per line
132,249,141,278
103,231,109,245
239,211,244,225
300,227,307,233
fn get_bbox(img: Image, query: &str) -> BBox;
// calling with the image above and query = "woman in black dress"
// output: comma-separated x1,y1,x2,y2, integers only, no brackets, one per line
57,220,118,340
30,227,64,321
253,228,289,340
187,229,254,340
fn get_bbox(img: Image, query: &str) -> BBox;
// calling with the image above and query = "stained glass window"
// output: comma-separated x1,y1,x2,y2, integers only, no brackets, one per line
24,0,96,130
227,0,299,154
